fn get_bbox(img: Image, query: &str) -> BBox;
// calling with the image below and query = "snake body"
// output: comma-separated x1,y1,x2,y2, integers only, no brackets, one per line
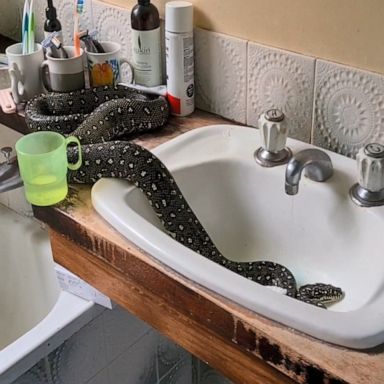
25,85,343,308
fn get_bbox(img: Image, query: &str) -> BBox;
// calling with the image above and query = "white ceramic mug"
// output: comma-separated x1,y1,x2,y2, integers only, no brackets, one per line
86,41,133,87
41,47,85,92
6,43,45,104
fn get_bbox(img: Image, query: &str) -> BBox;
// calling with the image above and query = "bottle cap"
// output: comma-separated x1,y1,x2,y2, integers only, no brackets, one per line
46,0,57,20
165,1,193,33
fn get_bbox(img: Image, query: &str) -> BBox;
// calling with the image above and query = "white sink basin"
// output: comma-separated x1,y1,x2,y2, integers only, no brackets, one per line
92,124,384,349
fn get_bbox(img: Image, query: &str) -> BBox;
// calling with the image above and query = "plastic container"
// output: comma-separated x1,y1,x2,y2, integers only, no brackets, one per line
15,132,82,206
165,1,194,116
131,0,162,86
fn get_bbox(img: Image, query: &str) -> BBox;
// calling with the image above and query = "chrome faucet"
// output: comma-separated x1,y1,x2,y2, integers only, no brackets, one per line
0,146,23,193
285,149,333,195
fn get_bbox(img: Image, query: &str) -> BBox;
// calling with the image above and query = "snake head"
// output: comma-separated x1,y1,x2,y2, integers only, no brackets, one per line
298,283,344,306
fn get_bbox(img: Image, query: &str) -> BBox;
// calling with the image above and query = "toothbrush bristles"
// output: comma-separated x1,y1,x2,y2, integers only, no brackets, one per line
76,0,84,14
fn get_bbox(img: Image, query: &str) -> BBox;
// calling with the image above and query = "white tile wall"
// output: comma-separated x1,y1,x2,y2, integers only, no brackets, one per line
3,0,383,159
247,42,315,143
194,28,247,124
313,60,384,158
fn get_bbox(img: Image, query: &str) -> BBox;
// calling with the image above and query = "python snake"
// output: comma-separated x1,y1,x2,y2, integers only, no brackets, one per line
25,85,343,308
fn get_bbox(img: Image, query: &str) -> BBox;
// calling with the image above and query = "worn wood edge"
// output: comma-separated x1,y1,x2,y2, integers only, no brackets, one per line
50,229,295,384
0,108,29,134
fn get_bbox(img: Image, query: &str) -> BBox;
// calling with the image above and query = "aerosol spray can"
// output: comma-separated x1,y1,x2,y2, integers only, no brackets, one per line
165,1,194,116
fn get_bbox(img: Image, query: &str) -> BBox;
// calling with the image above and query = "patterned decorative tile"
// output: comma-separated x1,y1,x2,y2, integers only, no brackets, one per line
32,0,48,43
313,60,384,158
157,334,190,380
102,305,151,362
194,28,247,124
0,0,23,41
247,42,315,143
11,359,49,384
107,330,158,384
48,313,107,384
55,0,94,47
194,360,233,384
160,358,192,384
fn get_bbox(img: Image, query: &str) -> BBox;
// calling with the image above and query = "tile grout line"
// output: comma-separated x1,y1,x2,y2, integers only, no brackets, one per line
310,58,318,145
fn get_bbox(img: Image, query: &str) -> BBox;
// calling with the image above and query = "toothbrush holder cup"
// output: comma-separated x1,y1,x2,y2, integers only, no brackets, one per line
86,41,133,87
6,43,45,104
41,46,85,92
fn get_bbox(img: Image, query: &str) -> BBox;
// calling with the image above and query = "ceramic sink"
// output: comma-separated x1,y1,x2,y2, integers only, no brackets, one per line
92,124,384,349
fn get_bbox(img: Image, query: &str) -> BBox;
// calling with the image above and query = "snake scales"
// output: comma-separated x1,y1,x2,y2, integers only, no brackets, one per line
25,85,343,308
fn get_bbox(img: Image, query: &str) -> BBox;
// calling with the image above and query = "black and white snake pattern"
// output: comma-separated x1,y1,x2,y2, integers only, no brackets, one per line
25,85,343,308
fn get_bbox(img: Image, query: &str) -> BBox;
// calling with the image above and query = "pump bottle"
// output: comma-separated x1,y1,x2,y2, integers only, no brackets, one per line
44,0,62,42
131,0,162,87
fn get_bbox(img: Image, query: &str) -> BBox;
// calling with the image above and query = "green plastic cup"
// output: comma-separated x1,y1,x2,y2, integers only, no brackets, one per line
15,131,82,206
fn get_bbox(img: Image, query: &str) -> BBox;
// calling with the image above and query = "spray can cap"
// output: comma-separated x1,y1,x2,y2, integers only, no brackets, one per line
165,1,193,33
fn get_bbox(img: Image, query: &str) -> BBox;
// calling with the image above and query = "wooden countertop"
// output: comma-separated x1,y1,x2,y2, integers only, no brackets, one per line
2,108,384,384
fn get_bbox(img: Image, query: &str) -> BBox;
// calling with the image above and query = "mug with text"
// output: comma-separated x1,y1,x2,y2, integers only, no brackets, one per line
86,41,133,87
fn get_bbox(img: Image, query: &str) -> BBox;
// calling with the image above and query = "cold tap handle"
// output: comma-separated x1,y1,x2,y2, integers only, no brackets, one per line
356,143,384,192
258,109,288,153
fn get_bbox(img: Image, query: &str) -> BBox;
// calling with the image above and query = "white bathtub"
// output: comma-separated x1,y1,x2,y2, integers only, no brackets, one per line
0,205,101,384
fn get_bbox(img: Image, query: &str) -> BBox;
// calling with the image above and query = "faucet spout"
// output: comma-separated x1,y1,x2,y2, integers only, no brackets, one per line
285,149,333,195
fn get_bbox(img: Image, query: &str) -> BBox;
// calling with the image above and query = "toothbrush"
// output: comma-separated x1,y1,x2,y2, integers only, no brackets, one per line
28,0,35,53
41,32,69,58
74,0,84,57
22,0,30,54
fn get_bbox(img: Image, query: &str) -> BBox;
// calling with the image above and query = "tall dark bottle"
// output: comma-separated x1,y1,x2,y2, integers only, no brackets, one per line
44,0,62,42
131,0,162,86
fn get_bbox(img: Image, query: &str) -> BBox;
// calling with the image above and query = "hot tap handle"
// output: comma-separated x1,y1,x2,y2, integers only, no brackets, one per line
257,109,288,153
356,143,384,192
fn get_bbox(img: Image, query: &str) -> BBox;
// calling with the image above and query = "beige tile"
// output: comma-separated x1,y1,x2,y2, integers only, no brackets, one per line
107,330,158,384
247,42,315,143
313,59,384,158
195,28,247,124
